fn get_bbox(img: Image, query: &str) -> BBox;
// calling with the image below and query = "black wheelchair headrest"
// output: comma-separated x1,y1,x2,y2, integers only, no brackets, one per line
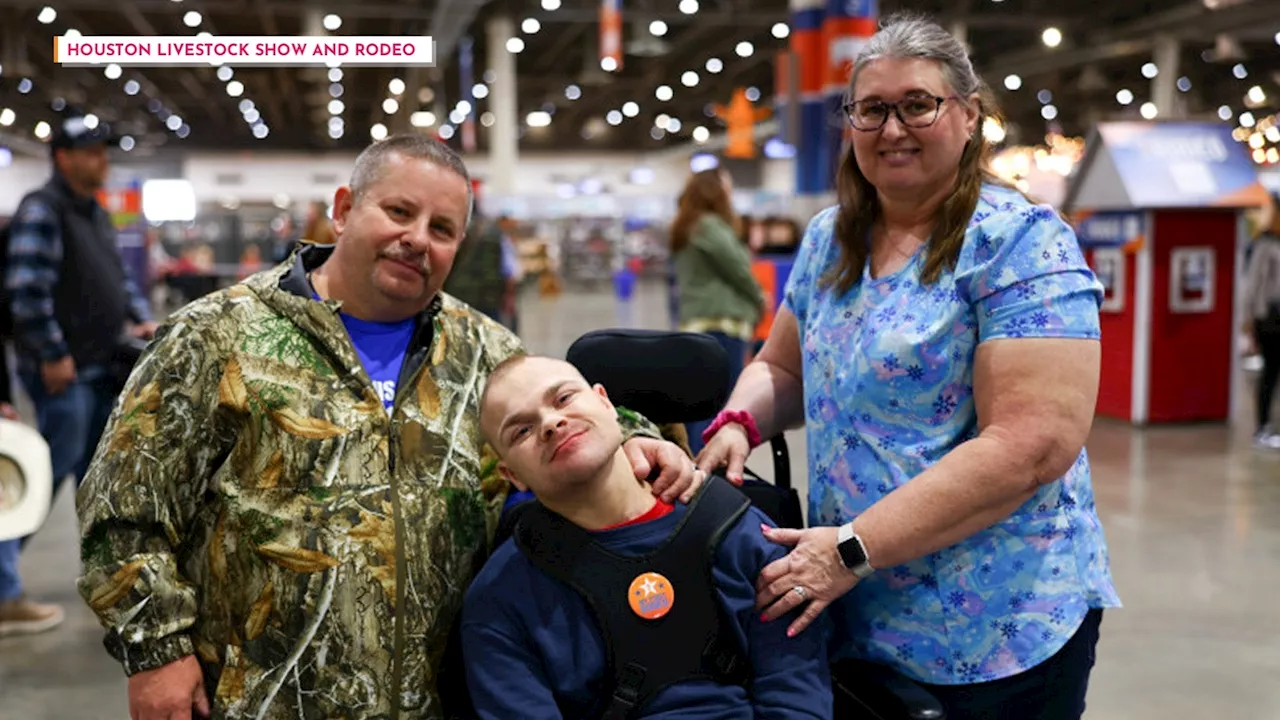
566,329,730,425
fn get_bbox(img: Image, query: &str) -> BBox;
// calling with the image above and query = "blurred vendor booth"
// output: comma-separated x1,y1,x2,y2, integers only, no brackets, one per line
1066,121,1270,425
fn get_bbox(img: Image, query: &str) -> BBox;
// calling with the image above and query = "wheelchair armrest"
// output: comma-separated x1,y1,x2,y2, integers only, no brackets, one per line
832,659,945,720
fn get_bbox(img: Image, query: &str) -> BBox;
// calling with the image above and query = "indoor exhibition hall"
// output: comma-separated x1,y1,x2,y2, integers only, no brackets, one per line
1,0,1279,719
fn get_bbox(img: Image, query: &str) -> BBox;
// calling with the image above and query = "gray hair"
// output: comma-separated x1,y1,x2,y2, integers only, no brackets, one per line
350,133,475,226
849,13,984,105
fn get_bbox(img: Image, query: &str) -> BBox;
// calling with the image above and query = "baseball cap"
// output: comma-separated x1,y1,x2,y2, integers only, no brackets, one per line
49,114,119,154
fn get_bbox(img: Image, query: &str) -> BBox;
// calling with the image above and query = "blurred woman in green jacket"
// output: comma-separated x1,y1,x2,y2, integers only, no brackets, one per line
670,169,766,453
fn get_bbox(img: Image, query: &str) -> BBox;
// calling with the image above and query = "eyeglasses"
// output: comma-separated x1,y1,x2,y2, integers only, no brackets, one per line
842,95,957,131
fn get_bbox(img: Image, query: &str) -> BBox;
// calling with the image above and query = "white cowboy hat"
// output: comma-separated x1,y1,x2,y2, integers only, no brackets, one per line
0,419,52,542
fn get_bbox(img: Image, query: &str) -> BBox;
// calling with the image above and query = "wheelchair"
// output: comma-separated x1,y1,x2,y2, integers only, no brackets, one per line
489,328,945,720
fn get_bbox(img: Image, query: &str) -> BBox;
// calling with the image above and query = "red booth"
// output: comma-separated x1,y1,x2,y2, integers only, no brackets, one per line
1064,121,1270,425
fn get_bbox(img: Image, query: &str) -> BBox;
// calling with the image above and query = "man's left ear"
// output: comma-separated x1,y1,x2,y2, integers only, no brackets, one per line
593,383,615,410
499,463,528,492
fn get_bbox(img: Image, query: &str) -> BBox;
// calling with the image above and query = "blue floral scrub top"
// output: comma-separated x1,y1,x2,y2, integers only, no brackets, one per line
784,184,1121,685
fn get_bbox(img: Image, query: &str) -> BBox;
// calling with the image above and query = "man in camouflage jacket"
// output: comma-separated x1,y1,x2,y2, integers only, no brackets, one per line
75,136,698,720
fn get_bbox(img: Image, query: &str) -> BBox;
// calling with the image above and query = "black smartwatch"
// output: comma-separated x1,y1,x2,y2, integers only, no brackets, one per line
837,523,875,579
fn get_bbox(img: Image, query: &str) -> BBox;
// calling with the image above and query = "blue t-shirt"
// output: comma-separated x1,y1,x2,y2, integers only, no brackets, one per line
339,312,415,410
784,184,1121,685
461,503,833,720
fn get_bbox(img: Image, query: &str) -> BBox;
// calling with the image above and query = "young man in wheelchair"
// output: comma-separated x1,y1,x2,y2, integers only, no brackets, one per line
461,354,833,719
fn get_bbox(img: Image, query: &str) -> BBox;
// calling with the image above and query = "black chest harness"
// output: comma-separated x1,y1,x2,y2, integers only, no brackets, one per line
512,476,754,719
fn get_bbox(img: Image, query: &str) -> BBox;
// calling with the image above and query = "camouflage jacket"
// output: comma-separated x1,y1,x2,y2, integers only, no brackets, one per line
75,245,661,719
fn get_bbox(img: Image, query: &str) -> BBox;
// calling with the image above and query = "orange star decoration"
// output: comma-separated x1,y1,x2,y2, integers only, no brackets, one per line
712,88,773,159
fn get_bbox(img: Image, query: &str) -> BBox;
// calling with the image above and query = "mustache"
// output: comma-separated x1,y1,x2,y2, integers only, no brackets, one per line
378,246,430,277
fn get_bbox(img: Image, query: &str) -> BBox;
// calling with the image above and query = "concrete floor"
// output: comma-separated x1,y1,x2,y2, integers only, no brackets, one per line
2,278,1279,719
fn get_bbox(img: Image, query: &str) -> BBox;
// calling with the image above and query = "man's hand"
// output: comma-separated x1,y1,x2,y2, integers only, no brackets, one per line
0,403,18,421
622,436,703,504
128,655,210,720
40,356,76,396
130,321,160,340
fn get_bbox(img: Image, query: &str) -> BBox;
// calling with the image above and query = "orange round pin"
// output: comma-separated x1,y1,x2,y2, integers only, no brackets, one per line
627,571,675,620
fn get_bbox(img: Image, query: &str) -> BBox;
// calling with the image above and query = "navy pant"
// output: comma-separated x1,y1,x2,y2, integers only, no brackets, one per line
686,332,747,456
918,608,1104,720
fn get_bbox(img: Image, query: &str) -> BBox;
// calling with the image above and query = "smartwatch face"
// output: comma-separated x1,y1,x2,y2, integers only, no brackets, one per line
839,538,867,569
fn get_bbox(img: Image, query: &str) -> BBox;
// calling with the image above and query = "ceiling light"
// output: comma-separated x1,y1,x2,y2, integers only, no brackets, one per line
329,125,344,139
1116,89,1134,105
704,58,723,74
410,111,436,127
1036,89,1052,104
243,108,260,123
650,20,668,36
566,84,582,100
104,64,122,80
1250,133,1266,149
1041,27,1062,47
322,14,341,31
480,111,495,127
506,37,525,53
735,41,754,58
383,98,399,114
216,66,233,82
34,121,51,139
253,124,269,139
328,99,344,114
83,114,100,129
1004,74,1022,91
226,80,244,97
166,115,182,130
526,111,551,127
692,126,710,143
473,84,489,99
1041,104,1058,120
1176,76,1192,92
328,117,343,130
387,78,405,95
51,98,65,111
1141,63,1158,78
1247,86,1266,104
1268,148,1280,164
744,87,760,102
1241,111,1256,127
655,113,671,129
542,0,561,8
329,68,343,82
1233,64,1248,79
0,109,13,126
601,56,618,72
681,71,699,87
650,127,665,140
456,100,472,115
1253,148,1267,163
183,10,201,27
667,118,683,133
119,136,135,151
606,110,623,126
983,118,1006,143
1218,105,1233,121
679,0,699,13
37,6,56,23
17,78,31,94
176,124,190,139
370,123,387,140
438,125,455,140
656,85,673,101
124,80,140,95
329,83,343,98
239,99,254,113
449,109,466,124
1266,127,1280,143
522,18,540,33
198,31,212,38
772,23,789,39
1139,102,1158,120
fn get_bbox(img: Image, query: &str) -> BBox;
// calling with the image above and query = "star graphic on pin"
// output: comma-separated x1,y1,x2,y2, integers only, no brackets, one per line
639,578,659,597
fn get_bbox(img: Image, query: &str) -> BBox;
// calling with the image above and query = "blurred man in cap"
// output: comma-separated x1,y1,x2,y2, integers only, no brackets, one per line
0,114,156,637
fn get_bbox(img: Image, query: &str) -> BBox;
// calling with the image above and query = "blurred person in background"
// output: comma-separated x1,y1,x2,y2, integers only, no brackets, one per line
698,15,1118,719
670,169,766,455
443,203,519,331
1243,202,1280,449
302,199,337,246
73,134,697,720
0,116,157,637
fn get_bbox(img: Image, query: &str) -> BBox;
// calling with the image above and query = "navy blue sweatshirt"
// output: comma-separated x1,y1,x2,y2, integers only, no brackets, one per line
461,502,833,719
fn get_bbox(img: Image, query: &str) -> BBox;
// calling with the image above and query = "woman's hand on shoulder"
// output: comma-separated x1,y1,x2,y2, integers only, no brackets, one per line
753,525,859,637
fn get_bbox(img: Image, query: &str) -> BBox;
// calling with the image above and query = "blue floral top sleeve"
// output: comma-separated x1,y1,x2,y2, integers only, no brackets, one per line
784,184,1121,686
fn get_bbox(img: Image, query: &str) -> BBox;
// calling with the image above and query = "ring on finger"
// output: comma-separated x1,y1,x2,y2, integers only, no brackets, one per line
792,585,807,600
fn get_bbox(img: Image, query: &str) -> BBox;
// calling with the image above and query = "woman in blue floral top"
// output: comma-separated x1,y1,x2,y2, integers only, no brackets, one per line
696,14,1120,719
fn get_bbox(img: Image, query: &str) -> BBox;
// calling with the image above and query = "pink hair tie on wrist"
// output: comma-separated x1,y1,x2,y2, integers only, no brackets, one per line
702,409,763,449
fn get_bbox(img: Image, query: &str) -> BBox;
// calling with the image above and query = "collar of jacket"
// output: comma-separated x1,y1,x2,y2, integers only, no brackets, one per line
242,242,445,396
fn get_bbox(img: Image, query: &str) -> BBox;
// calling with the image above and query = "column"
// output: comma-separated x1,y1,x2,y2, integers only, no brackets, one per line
822,0,878,197
789,0,825,201
486,15,518,196
1152,34,1180,119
